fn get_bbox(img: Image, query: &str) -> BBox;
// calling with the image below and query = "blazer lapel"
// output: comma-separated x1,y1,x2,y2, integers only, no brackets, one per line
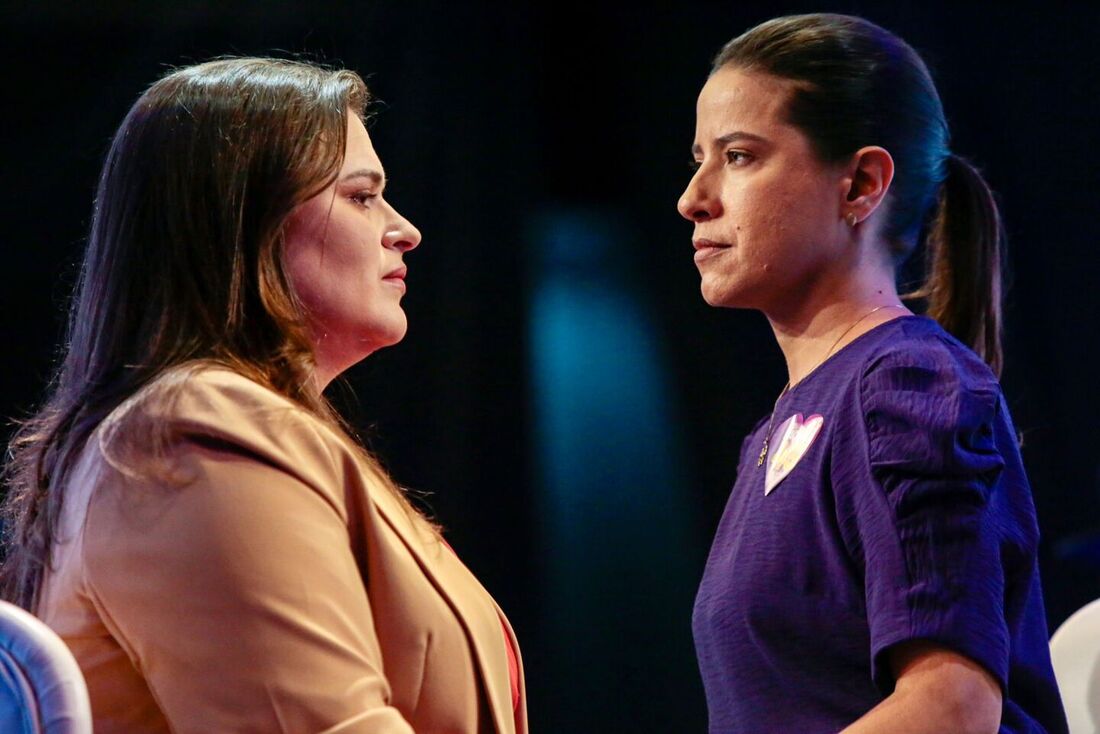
368,485,515,734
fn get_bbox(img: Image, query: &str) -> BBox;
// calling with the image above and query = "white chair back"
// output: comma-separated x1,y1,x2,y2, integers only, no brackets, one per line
0,601,92,734
1050,598,1100,734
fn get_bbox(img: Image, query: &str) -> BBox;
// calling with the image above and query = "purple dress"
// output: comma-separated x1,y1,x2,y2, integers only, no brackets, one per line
693,316,1068,733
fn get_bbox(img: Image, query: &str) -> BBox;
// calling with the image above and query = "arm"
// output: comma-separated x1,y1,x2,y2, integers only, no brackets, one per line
841,641,1002,734
843,343,1017,734
84,435,415,734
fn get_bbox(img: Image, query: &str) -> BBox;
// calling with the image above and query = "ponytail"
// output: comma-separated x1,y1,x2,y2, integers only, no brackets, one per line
917,154,1005,376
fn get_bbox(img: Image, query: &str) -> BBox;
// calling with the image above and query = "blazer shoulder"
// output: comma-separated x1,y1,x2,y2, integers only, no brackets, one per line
97,365,350,495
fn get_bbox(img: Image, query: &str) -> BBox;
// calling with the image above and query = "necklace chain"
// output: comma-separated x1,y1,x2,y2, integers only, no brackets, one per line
756,304,905,467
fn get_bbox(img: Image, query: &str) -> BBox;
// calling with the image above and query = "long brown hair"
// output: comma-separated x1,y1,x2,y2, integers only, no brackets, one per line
714,14,1005,375
1,58,415,611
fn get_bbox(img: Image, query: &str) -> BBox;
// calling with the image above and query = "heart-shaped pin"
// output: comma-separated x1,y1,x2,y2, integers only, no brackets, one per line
765,413,824,495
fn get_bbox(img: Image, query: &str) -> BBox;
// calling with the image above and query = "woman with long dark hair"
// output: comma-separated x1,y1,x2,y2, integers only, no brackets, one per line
1,58,526,734
681,15,1067,733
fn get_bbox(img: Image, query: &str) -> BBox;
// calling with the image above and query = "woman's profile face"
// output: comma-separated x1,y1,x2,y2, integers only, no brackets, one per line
678,67,851,313
283,111,421,377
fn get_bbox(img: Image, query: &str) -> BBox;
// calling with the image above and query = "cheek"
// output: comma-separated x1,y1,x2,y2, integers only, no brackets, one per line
741,175,833,251
284,236,329,313
284,219,377,318
285,255,331,315
726,181,796,267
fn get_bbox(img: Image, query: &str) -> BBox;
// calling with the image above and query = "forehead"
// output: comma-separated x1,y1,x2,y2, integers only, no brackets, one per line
342,112,382,171
695,67,798,135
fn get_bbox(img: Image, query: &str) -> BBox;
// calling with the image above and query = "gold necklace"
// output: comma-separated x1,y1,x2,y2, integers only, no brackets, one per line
756,304,906,467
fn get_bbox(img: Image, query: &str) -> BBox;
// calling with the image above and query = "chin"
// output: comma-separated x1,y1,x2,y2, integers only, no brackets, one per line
700,282,742,309
375,312,409,347
700,270,767,310
328,314,408,357
364,323,407,350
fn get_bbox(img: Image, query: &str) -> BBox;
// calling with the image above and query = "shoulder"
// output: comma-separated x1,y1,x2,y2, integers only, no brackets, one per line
108,364,309,427
96,365,349,491
856,318,1006,477
859,317,1000,399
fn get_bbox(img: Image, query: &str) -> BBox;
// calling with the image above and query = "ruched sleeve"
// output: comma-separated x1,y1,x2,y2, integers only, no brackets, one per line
856,345,1010,693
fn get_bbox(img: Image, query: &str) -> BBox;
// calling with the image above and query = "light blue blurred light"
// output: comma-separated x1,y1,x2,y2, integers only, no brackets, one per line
527,208,694,579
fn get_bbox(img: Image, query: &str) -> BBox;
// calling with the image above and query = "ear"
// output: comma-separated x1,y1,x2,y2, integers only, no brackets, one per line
840,146,894,225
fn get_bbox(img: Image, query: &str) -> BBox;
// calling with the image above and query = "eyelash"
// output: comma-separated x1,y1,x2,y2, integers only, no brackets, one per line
688,150,754,171
726,150,752,166
349,191,378,207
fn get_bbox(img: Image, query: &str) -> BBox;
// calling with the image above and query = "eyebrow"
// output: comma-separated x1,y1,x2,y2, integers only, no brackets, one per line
340,168,386,187
692,131,770,156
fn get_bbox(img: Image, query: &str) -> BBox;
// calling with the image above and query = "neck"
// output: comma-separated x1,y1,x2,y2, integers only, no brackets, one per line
309,337,378,395
766,269,909,386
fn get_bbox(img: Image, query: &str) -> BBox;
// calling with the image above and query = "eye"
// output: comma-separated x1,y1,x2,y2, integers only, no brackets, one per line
689,159,703,171
349,190,378,207
726,150,753,166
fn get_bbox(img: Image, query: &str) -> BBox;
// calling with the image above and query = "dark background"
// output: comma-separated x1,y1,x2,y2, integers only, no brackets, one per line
2,1,1098,731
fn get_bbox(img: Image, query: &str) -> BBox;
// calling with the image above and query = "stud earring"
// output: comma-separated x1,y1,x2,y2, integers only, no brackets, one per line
845,212,858,227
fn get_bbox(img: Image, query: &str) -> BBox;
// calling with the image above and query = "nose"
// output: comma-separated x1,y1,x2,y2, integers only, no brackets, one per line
677,168,721,222
382,206,422,253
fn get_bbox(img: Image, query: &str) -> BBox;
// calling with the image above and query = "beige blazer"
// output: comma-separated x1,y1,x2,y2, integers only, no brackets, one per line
37,367,527,734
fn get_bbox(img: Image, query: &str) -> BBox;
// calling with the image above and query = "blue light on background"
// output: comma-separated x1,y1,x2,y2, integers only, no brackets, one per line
526,209,702,726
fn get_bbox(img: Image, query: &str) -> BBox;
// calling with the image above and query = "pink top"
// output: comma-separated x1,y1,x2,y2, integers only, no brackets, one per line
500,616,521,711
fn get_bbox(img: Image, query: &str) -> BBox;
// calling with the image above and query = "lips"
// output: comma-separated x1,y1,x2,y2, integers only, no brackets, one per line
693,238,731,263
382,265,407,292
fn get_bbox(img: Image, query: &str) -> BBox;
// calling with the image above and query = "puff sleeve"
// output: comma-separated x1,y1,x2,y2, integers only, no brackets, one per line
853,345,1011,694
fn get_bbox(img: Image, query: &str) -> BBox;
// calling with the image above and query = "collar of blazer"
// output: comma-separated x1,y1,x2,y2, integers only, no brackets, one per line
366,478,517,733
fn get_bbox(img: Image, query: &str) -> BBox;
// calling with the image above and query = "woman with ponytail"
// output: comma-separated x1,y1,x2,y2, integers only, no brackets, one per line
680,14,1066,733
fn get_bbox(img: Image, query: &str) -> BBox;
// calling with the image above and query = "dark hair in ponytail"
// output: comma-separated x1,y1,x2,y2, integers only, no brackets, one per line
919,155,1004,375
712,14,1005,374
